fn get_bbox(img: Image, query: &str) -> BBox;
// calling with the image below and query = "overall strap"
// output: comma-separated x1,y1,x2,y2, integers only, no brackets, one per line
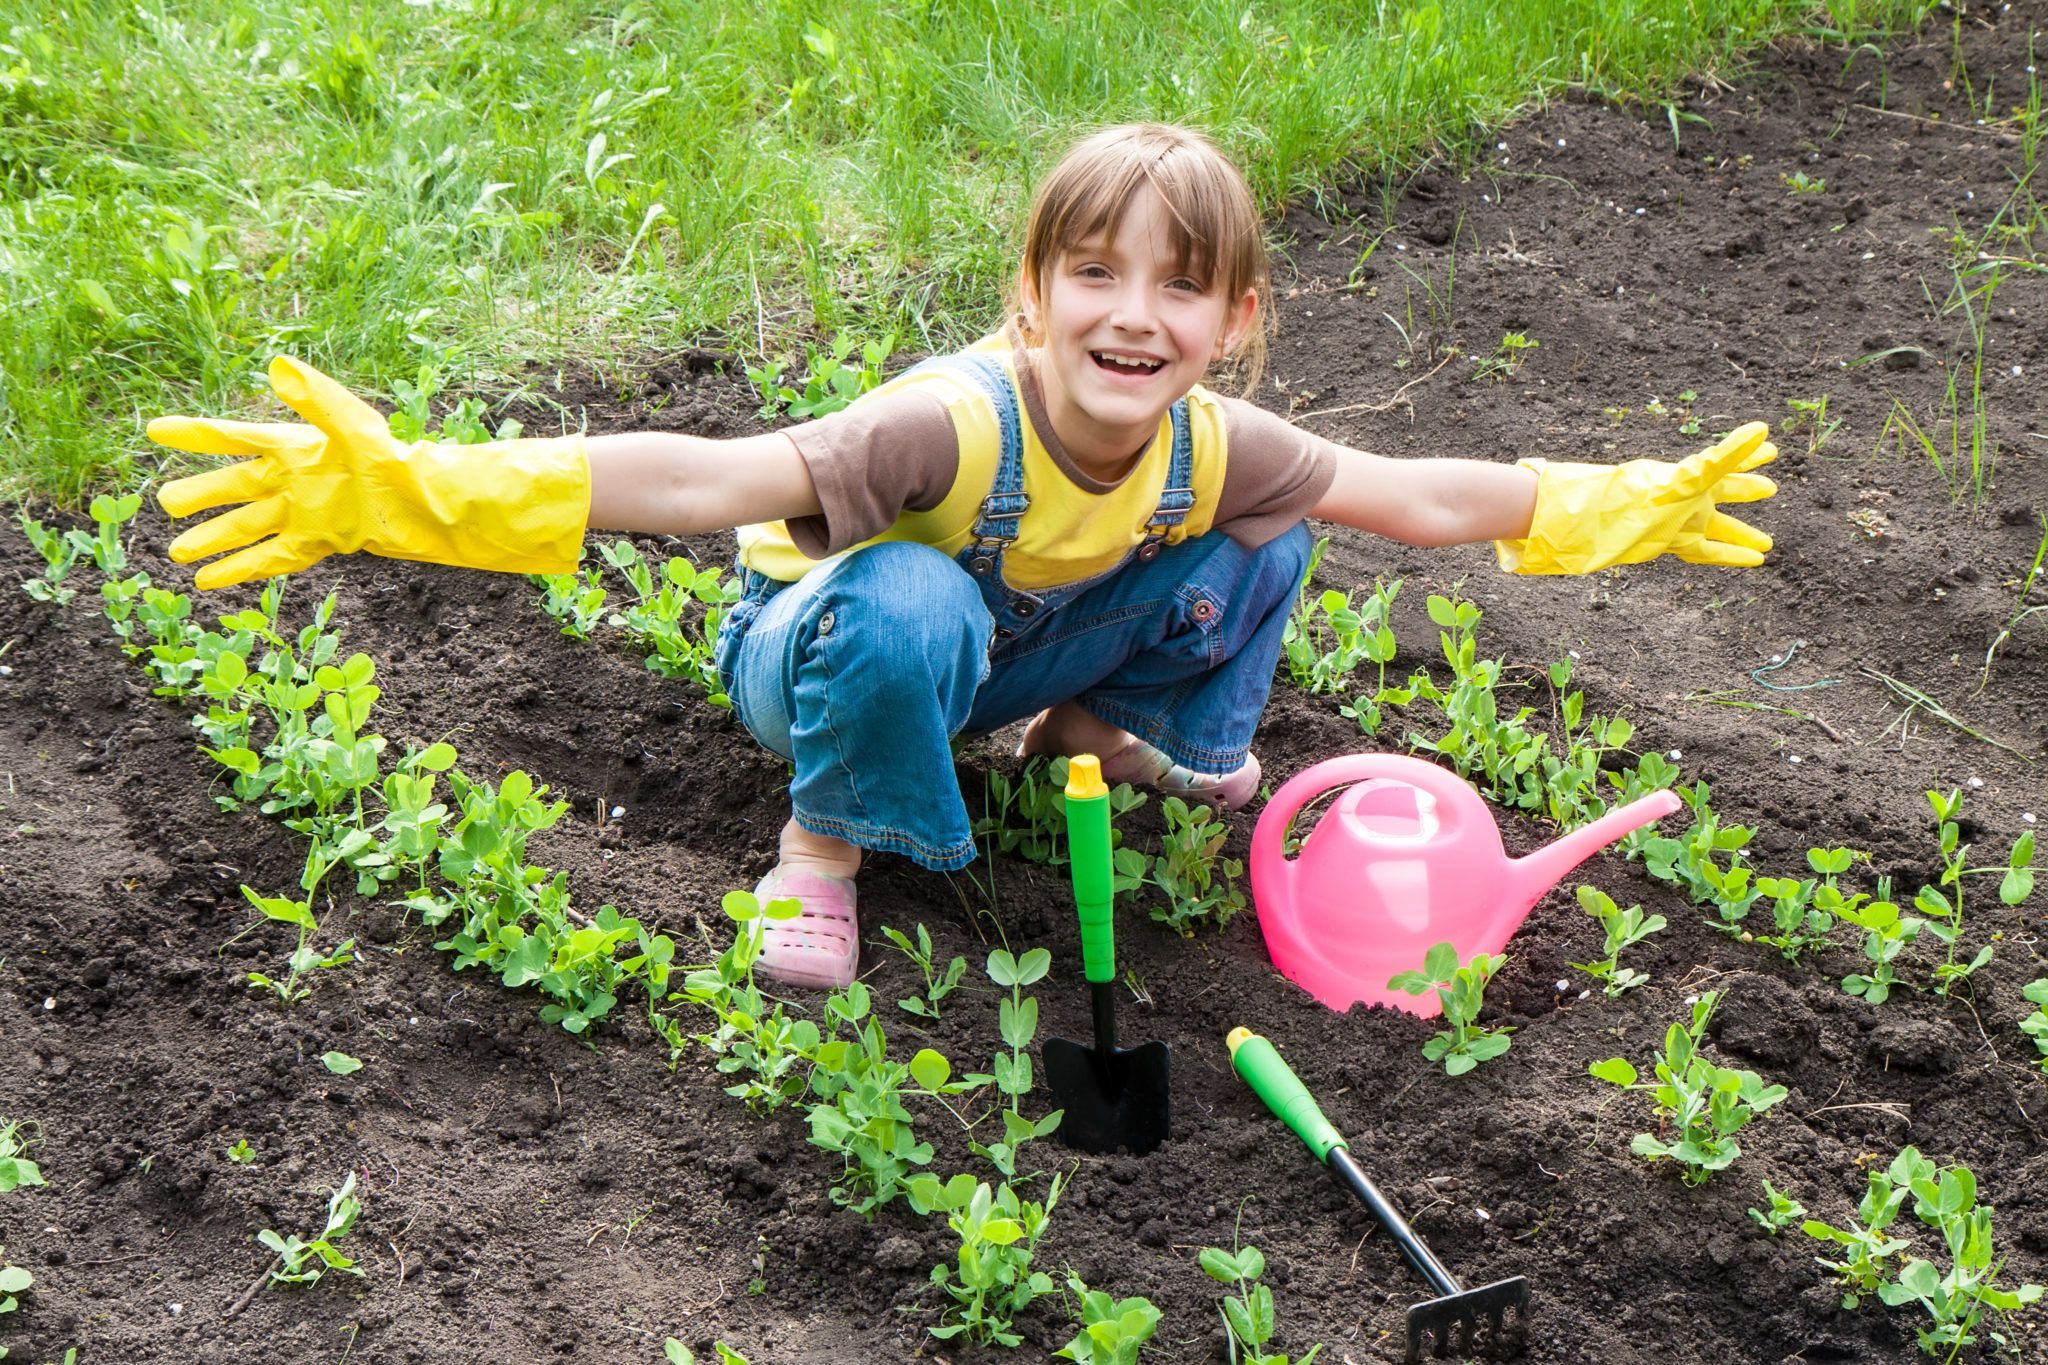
904,352,1028,577
1137,397,1196,558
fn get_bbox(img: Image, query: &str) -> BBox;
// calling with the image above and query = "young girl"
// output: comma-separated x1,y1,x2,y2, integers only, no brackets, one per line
148,123,1778,990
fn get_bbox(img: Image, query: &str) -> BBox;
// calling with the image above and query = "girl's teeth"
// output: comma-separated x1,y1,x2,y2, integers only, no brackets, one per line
1095,353,1162,374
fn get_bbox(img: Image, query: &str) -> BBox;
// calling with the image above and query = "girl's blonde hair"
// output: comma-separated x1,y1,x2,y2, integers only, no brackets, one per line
1012,122,1270,392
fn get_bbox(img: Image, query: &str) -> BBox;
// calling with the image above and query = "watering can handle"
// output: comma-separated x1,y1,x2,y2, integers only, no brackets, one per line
1251,753,1478,869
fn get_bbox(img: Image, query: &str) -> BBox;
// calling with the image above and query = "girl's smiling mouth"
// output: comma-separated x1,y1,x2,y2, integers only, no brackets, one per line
1090,350,1167,377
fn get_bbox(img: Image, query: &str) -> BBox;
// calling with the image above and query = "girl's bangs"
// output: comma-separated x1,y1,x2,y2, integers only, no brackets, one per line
1046,156,1235,289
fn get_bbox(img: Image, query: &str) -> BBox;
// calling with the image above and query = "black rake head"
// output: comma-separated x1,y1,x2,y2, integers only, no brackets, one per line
1404,1276,1530,1362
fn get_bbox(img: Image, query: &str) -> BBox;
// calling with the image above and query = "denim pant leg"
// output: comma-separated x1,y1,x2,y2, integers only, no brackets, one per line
965,523,1313,773
723,542,993,872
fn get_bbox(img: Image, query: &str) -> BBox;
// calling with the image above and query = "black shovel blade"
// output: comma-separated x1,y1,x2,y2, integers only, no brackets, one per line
1042,1035,1172,1154
1405,1276,1530,1362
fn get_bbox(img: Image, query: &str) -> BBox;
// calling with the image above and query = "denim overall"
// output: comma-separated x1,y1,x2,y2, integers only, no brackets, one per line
714,353,1311,871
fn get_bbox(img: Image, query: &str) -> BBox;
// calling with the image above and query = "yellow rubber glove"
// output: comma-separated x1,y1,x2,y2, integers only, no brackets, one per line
149,357,591,590
1495,422,1778,575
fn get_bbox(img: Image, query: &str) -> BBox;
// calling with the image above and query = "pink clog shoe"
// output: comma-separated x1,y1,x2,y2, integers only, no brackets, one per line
751,866,860,990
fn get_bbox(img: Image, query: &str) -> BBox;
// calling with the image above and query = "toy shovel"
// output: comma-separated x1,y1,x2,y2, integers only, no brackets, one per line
1043,754,1171,1154
1228,1028,1528,1361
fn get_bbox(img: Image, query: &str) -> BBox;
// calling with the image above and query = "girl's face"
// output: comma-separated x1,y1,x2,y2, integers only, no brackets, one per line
1024,184,1258,474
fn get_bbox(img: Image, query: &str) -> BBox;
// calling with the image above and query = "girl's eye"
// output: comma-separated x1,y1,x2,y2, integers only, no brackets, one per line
1169,278,1204,293
1076,264,1111,280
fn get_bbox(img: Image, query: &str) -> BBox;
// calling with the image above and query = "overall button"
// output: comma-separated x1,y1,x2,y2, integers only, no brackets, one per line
1013,600,1036,619
1137,541,1162,562
1190,599,1216,623
971,555,994,575
995,627,1016,640
816,610,836,635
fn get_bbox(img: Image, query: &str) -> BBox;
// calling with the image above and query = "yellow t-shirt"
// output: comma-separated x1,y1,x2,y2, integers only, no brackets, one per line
738,338,1338,588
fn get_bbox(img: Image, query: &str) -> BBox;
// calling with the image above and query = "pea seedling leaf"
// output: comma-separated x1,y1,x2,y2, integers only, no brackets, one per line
321,1052,363,1076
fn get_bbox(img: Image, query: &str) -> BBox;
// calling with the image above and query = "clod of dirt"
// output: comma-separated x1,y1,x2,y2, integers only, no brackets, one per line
1706,972,1818,1069
1863,1017,1965,1072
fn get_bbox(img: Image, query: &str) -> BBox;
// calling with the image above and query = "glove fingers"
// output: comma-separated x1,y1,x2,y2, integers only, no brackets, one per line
192,537,321,592
1680,422,1773,492
1710,471,1779,506
1705,509,1774,555
266,356,394,451
158,459,278,519
1677,540,1769,568
169,497,287,567
147,416,314,459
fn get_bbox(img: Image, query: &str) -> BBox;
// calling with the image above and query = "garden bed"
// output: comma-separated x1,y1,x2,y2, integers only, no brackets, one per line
3,9,2046,1363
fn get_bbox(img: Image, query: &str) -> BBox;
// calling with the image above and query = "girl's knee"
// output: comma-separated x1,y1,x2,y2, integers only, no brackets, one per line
828,543,987,635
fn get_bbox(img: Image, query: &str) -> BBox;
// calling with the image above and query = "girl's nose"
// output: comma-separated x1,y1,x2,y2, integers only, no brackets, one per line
1107,284,1158,333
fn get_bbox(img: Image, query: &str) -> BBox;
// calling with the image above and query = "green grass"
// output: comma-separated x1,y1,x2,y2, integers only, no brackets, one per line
0,0,1935,503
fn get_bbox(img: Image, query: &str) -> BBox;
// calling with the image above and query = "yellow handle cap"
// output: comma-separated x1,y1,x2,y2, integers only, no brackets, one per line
1066,753,1108,800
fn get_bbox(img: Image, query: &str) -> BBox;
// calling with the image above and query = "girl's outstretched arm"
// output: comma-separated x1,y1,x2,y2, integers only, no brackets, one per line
1311,446,1538,547
1310,424,1779,574
150,355,825,590
586,430,820,536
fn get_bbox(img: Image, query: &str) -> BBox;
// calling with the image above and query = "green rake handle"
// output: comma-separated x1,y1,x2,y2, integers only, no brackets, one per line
1227,1027,1464,1299
1226,1027,1346,1160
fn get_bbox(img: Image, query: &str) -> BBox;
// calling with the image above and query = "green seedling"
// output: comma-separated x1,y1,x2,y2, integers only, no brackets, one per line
1807,1147,2043,1354
83,493,141,572
805,981,981,1216
976,948,1063,1179
0,1121,45,1195
1590,992,1786,1186
1677,388,1704,436
1783,394,1841,456
600,539,741,706
1568,884,1665,996
320,1052,362,1076
0,1246,29,1341
1471,331,1538,383
386,357,522,446
1118,797,1247,938
676,889,816,1107
880,923,967,1019
978,757,1145,868
533,562,609,639
746,331,896,421
1282,542,1398,696
1388,942,1513,1076
1750,1179,1807,1235
227,1139,257,1165
1200,1242,1322,1365
16,511,82,605
2019,979,2048,1073
1804,1154,1913,1308
1782,170,1828,195
1057,1274,1162,1363
239,884,355,1006
259,1172,364,1287
1838,877,1922,1006
914,1171,1065,1347
665,1343,750,1365
1642,783,1760,931
1751,846,1865,962
1913,788,2033,997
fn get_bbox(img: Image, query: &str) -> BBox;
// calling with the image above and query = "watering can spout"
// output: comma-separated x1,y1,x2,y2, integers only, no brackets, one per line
1507,789,1685,906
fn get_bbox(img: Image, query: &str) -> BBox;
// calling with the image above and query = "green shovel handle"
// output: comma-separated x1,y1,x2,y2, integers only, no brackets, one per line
1227,1028,1348,1161
1065,755,1117,985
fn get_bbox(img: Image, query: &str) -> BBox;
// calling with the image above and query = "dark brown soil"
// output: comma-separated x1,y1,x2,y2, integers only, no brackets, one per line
5,10,2048,1364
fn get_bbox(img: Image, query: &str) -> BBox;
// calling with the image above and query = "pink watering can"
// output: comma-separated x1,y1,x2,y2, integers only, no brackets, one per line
1250,754,1683,1018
